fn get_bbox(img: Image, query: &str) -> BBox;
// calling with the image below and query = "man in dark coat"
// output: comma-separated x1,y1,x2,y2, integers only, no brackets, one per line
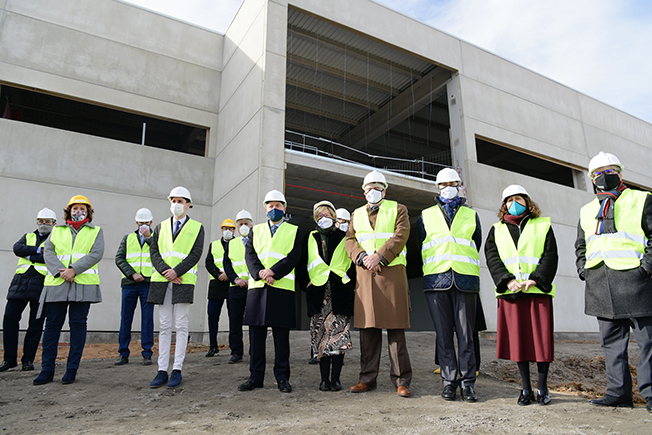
575,152,652,413
238,190,302,393
1,208,56,372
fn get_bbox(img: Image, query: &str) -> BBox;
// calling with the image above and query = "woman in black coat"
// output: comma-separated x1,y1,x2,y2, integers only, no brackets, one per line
484,185,558,406
297,201,355,391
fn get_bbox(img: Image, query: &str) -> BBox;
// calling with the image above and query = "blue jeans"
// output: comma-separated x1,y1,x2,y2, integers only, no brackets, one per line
118,283,154,357
41,302,91,372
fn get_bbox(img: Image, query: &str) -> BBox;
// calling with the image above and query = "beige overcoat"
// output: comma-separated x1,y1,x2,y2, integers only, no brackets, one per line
345,201,411,329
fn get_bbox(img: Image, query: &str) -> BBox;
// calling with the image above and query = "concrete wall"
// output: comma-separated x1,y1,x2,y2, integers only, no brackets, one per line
212,0,288,233
0,0,226,339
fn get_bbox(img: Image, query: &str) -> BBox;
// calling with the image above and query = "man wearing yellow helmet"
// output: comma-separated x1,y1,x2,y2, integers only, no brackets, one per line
204,218,237,357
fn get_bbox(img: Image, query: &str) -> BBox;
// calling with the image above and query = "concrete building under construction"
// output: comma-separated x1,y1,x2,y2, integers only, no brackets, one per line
1,0,651,340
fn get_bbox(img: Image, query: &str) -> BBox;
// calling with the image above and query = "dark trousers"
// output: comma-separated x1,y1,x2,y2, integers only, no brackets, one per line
249,325,290,383
207,296,227,348
227,287,247,357
2,299,45,363
41,302,90,372
118,283,154,357
426,287,477,387
598,316,652,399
359,328,412,388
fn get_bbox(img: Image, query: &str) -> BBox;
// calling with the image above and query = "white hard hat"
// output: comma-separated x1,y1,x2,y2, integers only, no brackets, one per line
588,151,624,175
362,170,388,190
135,208,153,222
313,200,336,221
336,208,351,221
36,208,56,221
263,190,286,206
435,168,461,185
501,185,530,202
235,209,254,222
168,186,192,203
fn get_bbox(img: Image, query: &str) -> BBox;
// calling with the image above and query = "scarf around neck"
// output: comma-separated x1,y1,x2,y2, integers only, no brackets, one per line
595,182,626,234
439,195,463,220
67,218,89,231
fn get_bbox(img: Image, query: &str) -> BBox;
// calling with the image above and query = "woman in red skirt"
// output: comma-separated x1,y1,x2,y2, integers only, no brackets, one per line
484,185,558,406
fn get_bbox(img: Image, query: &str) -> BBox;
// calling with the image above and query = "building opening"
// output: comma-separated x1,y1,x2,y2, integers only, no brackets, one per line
0,83,207,156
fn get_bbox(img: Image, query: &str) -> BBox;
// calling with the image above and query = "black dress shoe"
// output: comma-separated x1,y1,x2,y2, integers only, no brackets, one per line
646,397,652,413
22,361,35,371
441,385,456,401
114,356,129,366
206,347,219,357
278,380,292,393
461,385,478,402
319,381,331,391
590,395,633,408
331,381,342,391
518,390,535,406
142,355,152,366
238,379,263,391
537,389,551,405
0,361,17,372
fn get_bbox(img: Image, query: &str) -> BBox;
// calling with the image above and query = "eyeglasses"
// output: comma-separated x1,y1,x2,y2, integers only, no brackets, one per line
591,169,619,179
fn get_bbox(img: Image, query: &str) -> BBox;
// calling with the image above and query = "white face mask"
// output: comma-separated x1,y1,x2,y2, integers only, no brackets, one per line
338,222,349,233
439,186,458,200
317,217,334,229
222,229,234,240
170,203,185,217
238,225,251,237
365,189,383,204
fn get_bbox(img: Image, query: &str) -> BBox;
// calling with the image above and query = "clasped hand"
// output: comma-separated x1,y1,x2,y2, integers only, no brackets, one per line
507,279,537,293
362,253,382,273
259,268,275,285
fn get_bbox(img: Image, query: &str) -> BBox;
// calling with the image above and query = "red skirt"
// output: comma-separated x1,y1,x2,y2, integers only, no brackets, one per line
496,295,554,362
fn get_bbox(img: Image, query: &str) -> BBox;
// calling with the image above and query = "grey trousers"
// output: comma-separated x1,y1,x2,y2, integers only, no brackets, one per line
425,287,477,388
358,328,412,388
597,316,652,399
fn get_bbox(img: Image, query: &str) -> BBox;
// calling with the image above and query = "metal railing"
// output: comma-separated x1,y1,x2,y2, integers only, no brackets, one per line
284,130,451,181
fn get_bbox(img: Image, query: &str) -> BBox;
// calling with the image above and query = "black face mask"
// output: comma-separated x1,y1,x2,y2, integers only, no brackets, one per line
594,173,621,191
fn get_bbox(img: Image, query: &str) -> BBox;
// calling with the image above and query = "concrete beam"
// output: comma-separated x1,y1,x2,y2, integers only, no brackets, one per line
286,78,381,110
343,67,450,150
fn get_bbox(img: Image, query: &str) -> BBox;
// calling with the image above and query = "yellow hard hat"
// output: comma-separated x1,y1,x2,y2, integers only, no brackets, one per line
221,218,236,228
67,195,92,209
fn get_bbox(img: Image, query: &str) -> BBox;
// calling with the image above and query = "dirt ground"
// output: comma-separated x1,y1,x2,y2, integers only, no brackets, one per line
1,331,650,434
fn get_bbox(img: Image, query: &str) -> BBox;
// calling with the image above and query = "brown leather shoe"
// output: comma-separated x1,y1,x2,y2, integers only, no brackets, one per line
397,385,412,397
350,382,375,393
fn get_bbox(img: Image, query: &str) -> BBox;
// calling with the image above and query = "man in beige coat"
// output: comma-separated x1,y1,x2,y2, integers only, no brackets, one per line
345,170,412,397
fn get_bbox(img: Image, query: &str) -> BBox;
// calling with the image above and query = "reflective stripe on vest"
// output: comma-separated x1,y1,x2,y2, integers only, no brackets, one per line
249,222,298,292
421,205,480,276
307,231,352,287
493,217,555,297
580,189,649,270
125,233,152,277
44,225,101,286
353,200,407,267
228,237,250,283
150,218,202,285
15,232,47,276
209,240,225,281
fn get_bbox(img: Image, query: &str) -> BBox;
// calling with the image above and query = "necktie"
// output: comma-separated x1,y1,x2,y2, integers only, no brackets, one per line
174,220,181,236
270,224,278,236
242,237,247,246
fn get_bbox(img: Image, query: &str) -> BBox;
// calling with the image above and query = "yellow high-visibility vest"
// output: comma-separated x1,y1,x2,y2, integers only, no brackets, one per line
15,233,47,276
306,231,351,286
493,217,555,297
44,225,101,286
249,222,298,292
421,205,480,276
580,189,649,270
209,240,225,281
352,200,407,267
125,233,152,277
151,218,202,285
228,237,250,285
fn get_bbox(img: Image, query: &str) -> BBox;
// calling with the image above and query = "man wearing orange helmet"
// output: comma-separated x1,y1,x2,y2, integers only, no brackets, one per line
204,218,237,357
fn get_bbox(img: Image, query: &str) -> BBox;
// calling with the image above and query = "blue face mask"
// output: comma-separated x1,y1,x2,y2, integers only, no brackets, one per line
267,208,285,222
507,201,527,216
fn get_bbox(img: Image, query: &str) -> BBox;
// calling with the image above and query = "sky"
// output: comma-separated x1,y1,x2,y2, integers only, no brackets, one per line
123,0,652,124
